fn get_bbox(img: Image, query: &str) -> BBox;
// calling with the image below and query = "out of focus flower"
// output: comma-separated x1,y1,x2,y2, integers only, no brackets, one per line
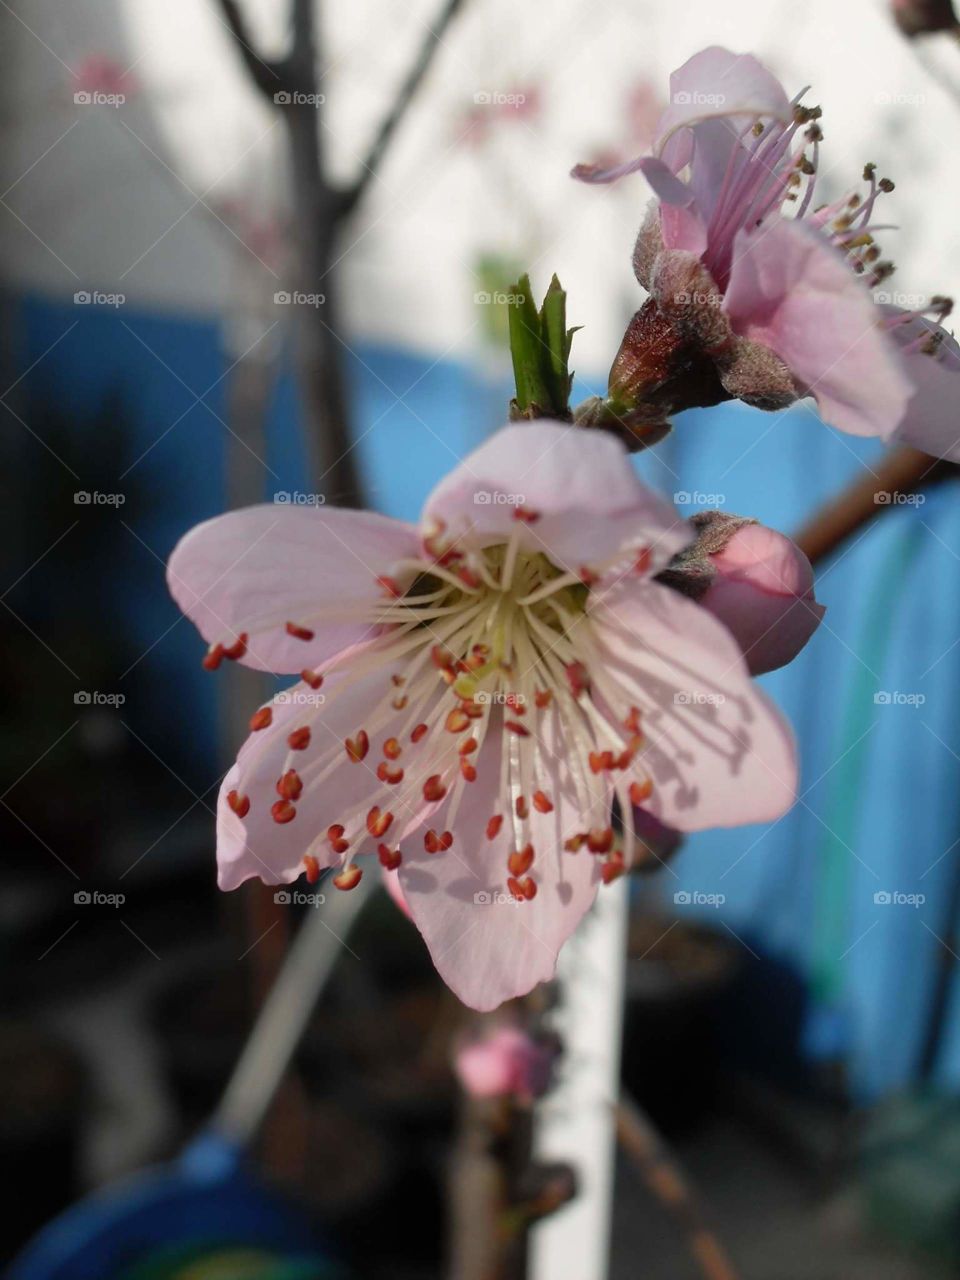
72,55,137,99
659,511,824,676
574,46,960,459
891,0,959,36
454,1026,555,1101
168,422,796,1010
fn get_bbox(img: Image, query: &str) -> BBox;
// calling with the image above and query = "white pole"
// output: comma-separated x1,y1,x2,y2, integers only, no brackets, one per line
529,878,628,1280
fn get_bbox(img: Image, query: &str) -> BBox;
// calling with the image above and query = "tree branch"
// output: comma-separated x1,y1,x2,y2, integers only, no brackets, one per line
215,0,286,97
340,0,467,216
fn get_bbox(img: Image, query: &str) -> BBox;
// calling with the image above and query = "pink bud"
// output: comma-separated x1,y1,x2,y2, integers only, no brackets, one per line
454,1027,555,1101
700,522,824,675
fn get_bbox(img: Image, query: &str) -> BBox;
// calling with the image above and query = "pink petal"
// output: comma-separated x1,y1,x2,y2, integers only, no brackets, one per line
723,219,912,439
883,309,960,461
589,579,797,830
168,504,418,674
396,708,605,1012
422,422,691,578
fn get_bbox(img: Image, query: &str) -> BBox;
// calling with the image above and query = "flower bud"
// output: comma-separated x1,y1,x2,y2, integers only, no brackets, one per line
454,1026,556,1102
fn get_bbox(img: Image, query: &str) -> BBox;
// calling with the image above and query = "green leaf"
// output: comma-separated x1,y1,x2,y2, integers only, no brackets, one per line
506,273,578,419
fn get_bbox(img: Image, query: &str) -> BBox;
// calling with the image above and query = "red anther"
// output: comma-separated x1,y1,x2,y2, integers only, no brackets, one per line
508,844,534,877
533,790,553,814
271,799,296,824
391,673,406,687
438,830,453,850
285,621,315,641
589,752,607,775
624,706,642,734
464,701,485,720
516,795,529,820
635,547,652,574
457,565,481,588
520,876,537,900
578,566,598,586
565,661,590,698
333,864,363,891
203,643,225,671
564,834,585,853
276,769,303,800
377,762,404,785
227,789,250,818
250,706,273,732
423,775,447,803
507,874,537,900
303,854,320,884
512,506,540,524
472,643,490,659
535,688,552,709
378,843,402,871
345,731,369,763
423,828,452,853
327,823,345,840
223,633,248,661
629,779,654,805
301,669,324,690
367,806,393,838
393,695,409,711
445,707,470,733
460,759,477,783
383,737,401,760
602,853,626,885
411,723,429,743
287,727,311,751
376,575,402,598
505,721,530,738
486,815,503,840
504,692,525,713
459,736,478,756
586,827,614,854
327,823,349,854
431,645,455,672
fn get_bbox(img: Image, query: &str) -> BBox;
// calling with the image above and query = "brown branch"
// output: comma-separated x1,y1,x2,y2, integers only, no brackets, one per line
215,0,287,97
340,0,467,216
793,445,956,566
617,1092,741,1280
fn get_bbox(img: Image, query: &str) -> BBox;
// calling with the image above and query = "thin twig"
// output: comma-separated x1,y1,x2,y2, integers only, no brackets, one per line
215,0,286,97
340,0,467,216
617,1092,741,1280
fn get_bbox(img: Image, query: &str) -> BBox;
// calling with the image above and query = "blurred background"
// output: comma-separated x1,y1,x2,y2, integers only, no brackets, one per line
3,1,960,1277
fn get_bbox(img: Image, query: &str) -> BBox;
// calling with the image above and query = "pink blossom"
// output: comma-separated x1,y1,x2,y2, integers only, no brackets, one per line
73,55,136,99
454,1025,555,1101
168,422,797,1010
574,46,959,457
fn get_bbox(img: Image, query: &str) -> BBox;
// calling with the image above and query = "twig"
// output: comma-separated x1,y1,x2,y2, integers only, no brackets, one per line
617,1092,741,1280
215,0,286,96
340,0,467,216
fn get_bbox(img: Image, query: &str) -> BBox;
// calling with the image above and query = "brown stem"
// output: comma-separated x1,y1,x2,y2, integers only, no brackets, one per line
617,1092,740,1280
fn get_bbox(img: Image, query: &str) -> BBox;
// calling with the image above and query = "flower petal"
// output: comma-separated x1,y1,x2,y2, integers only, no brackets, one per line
168,504,418,674
884,309,960,461
422,422,691,577
723,219,912,439
588,578,797,830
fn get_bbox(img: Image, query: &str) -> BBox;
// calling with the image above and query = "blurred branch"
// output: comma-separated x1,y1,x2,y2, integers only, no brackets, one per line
215,0,286,96
793,446,956,566
617,1092,741,1280
341,0,467,216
